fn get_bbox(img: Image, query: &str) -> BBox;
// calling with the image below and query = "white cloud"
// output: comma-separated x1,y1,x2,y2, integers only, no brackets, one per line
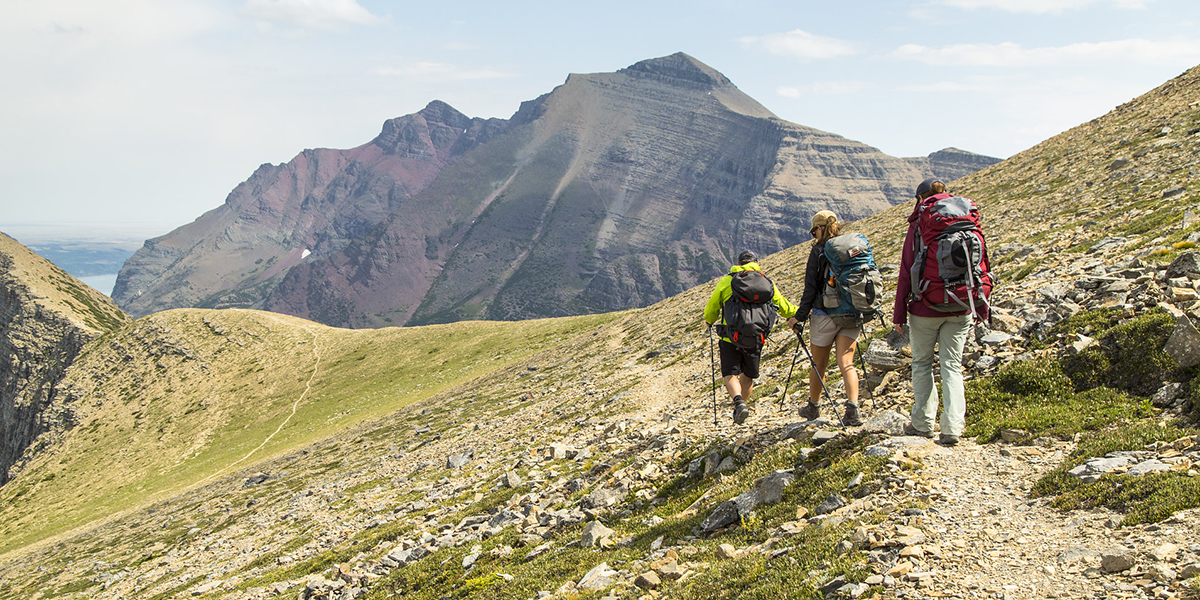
891,38,1200,66
371,61,515,81
2,0,224,45
738,29,860,60
926,0,1155,13
777,81,871,98
243,0,383,31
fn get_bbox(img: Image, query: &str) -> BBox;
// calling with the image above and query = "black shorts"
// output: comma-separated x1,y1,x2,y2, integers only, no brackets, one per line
718,340,760,379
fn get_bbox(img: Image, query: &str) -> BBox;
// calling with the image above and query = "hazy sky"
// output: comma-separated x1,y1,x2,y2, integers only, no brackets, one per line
3,0,1200,232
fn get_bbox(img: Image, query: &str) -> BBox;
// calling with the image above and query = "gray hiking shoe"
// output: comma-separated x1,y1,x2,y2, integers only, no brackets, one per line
732,396,750,425
903,422,935,439
937,434,960,446
799,402,820,421
842,402,863,427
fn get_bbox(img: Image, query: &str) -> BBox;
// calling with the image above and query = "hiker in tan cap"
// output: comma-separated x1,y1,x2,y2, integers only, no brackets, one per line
785,210,864,426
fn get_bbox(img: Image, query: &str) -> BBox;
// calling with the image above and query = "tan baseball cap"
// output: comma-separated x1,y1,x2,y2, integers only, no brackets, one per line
810,210,837,232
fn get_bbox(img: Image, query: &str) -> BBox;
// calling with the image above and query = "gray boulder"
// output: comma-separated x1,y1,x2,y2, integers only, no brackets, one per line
1102,545,1137,573
862,410,908,435
1068,456,1136,483
700,500,740,533
578,562,617,591
1163,305,1200,368
580,521,614,548
815,493,847,516
446,453,472,469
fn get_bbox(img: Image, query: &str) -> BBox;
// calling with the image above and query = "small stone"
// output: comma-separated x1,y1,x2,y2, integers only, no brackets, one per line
1150,543,1179,562
818,577,847,595
656,561,683,581
634,571,661,590
700,501,740,533
1180,563,1200,579
1102,545,1137,573
814,493,847,515
502,471,523,488
812,430,839,446
1000,428,1028,443
446,453,472,469
756,470,795,504
1148,564,1177,582
717,544,739,560
581,521,614,548
578,563,617,591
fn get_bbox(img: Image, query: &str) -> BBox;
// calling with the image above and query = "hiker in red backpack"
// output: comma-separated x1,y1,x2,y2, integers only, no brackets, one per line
784,211,865,426
894,179,992,446
704,251,798,424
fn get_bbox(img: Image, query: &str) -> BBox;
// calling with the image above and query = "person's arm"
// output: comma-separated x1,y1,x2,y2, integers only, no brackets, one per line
893,222,917,329
772,284,797,320
795,245,822,322
704,276,730,325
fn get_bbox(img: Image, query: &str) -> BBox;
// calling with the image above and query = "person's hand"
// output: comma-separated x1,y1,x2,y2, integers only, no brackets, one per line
894,324,905,335
785,317,798,329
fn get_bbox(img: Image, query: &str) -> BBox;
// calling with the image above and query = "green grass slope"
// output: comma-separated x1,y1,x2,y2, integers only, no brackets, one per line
0,308,617,554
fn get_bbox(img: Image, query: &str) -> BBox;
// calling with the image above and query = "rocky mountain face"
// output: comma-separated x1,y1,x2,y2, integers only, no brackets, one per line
0,232,127,486
112,101,509,317
116,53,996,327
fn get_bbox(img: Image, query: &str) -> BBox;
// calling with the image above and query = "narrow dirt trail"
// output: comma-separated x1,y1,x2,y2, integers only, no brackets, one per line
199,322,323,485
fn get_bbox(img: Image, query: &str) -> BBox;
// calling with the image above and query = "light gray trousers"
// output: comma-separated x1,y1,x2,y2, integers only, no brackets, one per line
909,313,970,436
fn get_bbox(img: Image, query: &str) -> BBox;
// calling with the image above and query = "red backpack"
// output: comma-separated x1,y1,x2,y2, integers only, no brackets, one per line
909,193,992,319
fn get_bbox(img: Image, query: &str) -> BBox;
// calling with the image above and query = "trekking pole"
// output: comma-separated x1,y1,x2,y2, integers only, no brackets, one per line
708,325,718,428
778,327,802,410
856,328,878,413
795,324,846,428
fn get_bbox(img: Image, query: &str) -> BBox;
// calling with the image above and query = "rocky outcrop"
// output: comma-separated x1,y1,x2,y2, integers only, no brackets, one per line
116,53,997,328
0,233,127,485
905,147,1002,183
112,101,509,318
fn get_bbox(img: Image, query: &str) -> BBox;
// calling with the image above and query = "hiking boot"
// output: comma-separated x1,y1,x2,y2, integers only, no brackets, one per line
842,402,863,427
799,402,820,421
937,434,960,446
903,422,935,439
732,396,750,425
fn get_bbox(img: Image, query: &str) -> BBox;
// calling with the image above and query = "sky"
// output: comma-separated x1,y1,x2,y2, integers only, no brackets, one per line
3,0,1200,234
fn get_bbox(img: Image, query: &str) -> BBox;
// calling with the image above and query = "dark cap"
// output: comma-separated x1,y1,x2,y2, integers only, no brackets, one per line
737,250,756,265
915,178,944,198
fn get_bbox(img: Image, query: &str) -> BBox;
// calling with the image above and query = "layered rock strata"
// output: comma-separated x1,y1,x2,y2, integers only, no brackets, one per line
0,232,127,485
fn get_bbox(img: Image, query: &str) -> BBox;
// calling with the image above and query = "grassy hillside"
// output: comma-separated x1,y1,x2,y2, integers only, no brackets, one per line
0,309,617,554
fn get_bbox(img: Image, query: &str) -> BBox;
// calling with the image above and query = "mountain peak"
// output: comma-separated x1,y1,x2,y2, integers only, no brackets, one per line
619,52,732,88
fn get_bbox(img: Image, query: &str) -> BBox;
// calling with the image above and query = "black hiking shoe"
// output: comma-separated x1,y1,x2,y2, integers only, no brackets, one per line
799,402,820,421
732,396,750,425
937,434,960,446
903,423,935,439
842,402,863,427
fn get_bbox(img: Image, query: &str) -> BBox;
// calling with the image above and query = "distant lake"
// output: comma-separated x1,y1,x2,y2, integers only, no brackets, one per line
79,274,119,297
1,222,172,300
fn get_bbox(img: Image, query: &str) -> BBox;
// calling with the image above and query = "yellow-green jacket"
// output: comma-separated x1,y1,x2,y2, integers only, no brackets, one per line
704,263,797,343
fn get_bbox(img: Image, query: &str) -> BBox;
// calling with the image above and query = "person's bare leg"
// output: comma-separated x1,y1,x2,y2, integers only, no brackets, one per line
808,344,831,404
835,335,859,405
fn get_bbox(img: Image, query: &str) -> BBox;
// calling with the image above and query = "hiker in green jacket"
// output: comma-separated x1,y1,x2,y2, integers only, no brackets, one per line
704,251,798,424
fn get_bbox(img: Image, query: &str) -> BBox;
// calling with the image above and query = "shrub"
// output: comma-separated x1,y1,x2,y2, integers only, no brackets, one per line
1058,309,1181,396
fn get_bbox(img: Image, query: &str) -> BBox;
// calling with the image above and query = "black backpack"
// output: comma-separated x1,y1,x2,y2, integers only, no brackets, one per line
720,270,778,349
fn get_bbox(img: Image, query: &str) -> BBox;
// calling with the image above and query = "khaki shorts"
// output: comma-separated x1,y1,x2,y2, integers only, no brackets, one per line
809,313,861,347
